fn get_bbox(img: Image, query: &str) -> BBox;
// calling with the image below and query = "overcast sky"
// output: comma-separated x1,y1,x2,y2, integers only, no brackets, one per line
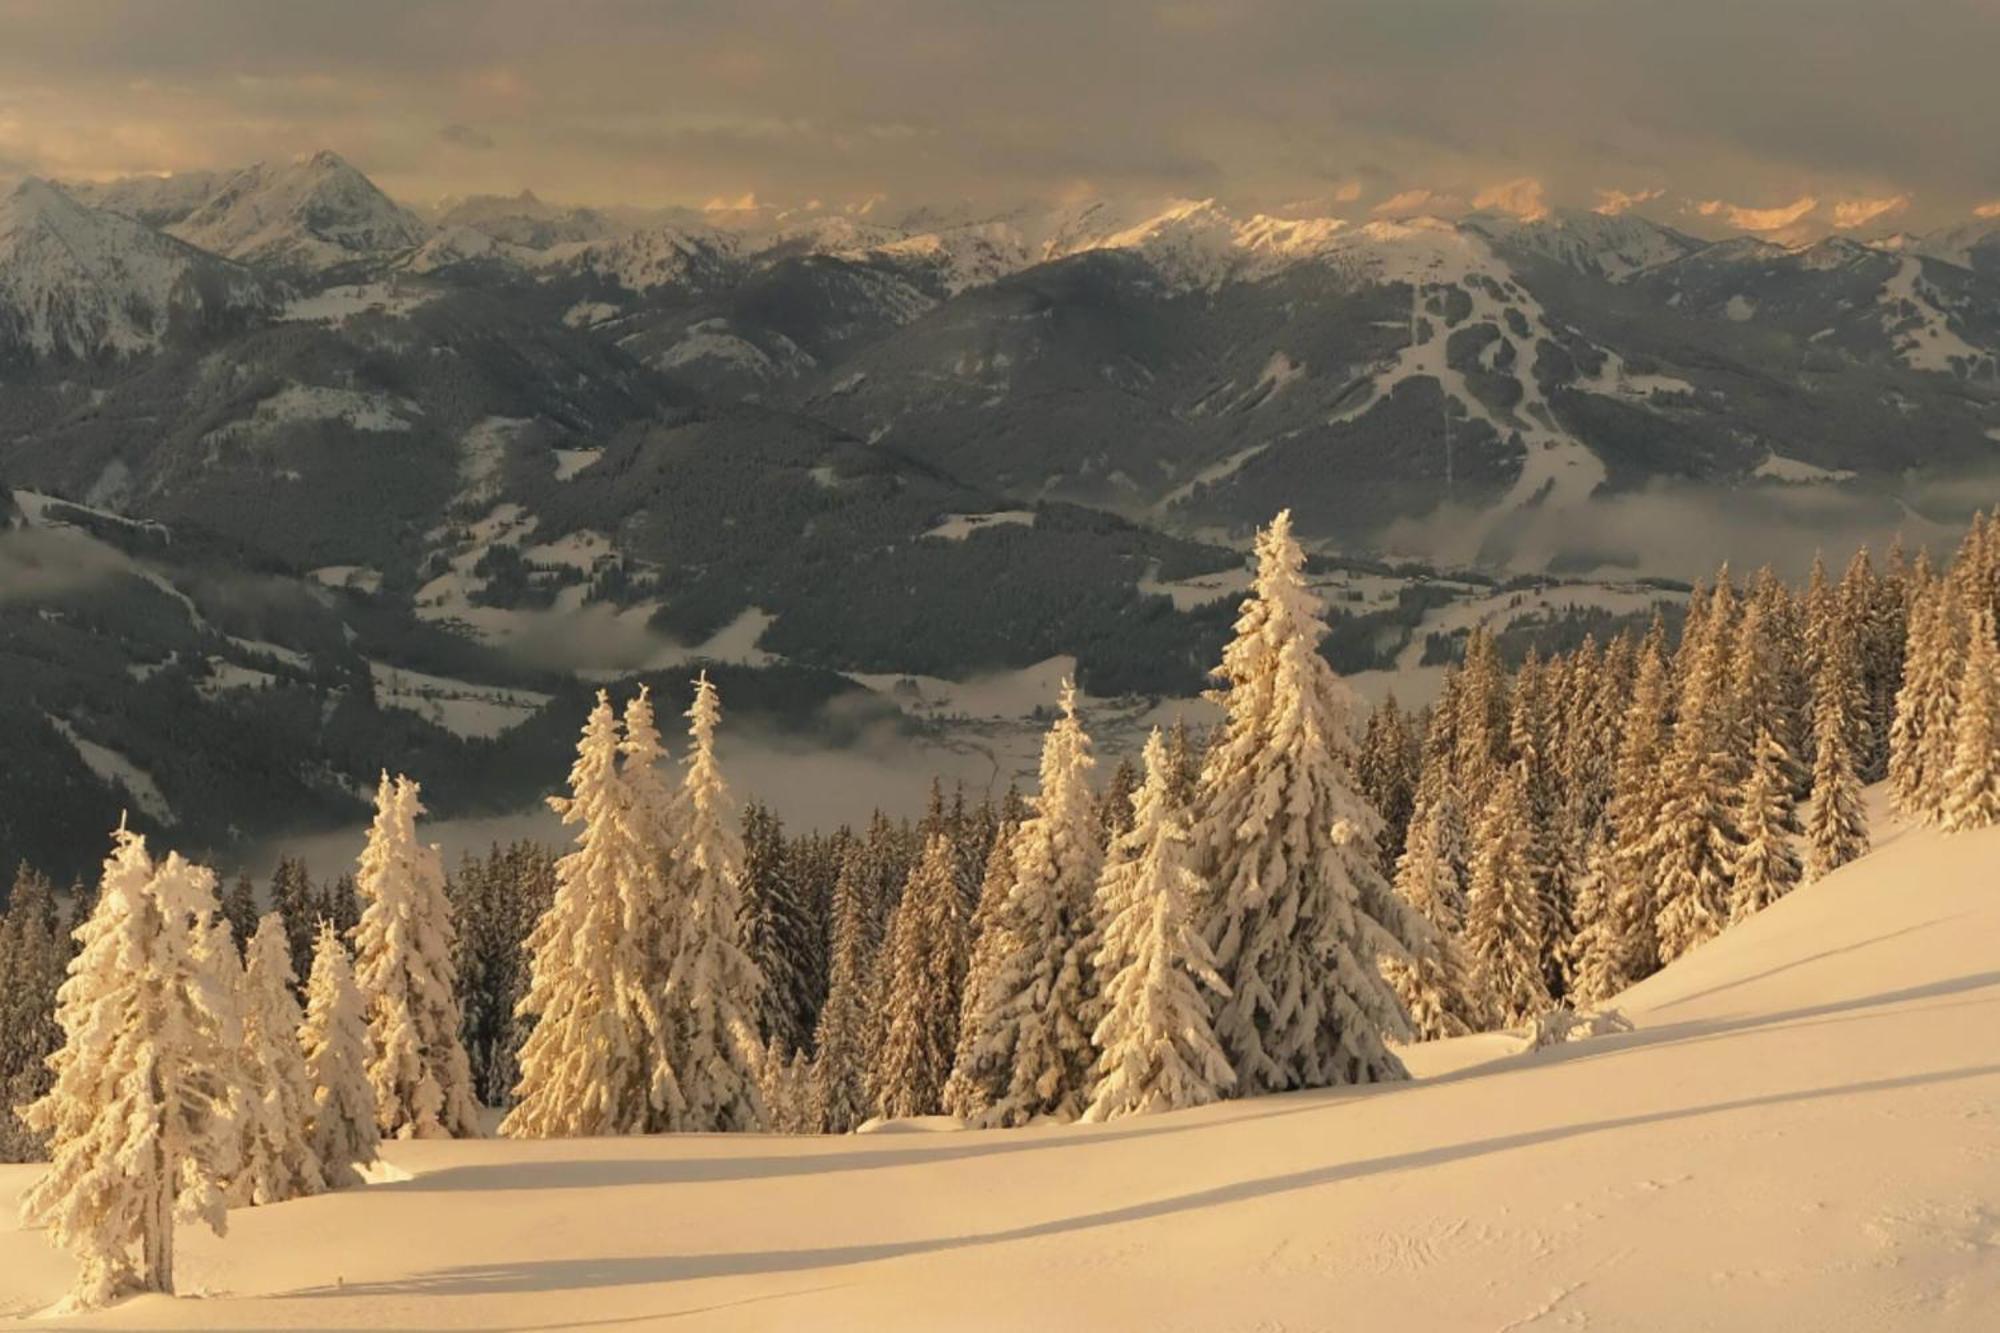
2,0,1996,232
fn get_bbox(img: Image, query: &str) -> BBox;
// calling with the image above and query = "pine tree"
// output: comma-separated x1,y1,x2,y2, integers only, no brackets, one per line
1728,727,1804,923
0,864,66,1162
1565,822,1627,1009
1452,627,1511,796
661,673,766,1132
758,1040,819,1134
941,820,1020,1121
1359,693,1419,878
811,849,877,1133
1652,578,1743,965
1085,729,1233,1119
1893,575,1968,823
1384,803,1477,1039
351,774,481,1139
300,920,379,1189
18,827,239,1309
270,855,318,984
1804,632,1871,880
232,913,325,1205
223,872,259,951
961,680,1103,1125
1939,607,2000,832
1602,621,1671,978
740,802,818,1058
1095,756,1141,848
1193,512,1422,1093
504,693,680,1138
1462,762,1551,1028
870,834,968,1119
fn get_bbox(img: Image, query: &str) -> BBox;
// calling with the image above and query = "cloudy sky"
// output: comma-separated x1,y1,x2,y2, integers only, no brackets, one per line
2,0,1996,232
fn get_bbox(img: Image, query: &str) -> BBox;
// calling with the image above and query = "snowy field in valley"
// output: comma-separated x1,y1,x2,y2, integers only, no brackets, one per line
4,791,1993,1331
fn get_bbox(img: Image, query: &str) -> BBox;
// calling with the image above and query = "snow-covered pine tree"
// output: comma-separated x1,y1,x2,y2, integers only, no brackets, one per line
1384,801,1476,1040
1359,692,1420,879
351,774,481,1139
1728,726,1804,923
1095,756,1141,849
0,864,65,1162
963,679,1103,1125
1890,568,1961,822
870,833,968,1120
740,802,818,1058
1453,627,1511,797
1162,716,1203,809
1595,622,1673,990
1838,548,1895,782
1085,729,1233,1120
758,1040,819,1134
232,913,325,1205
1462,761,1551,1028
300,919,379,1188
1193,512,1422,1093
811,848,877,1133
1804,631,1871,880
1564,822,1625,1010
270,855,318,984
19,828,239,1309
1652,577,1743,964
661,673,766,1132
1509,651,1576,998
504,692,680,1138
1939,607,2000,832
223,872,259,951
941,818,1020,1121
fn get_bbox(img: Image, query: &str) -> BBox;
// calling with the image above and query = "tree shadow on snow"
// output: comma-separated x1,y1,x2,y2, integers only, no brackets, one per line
294,1060,2000,1301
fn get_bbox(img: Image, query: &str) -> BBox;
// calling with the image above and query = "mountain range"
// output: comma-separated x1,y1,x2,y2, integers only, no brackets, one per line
0,150,1995,880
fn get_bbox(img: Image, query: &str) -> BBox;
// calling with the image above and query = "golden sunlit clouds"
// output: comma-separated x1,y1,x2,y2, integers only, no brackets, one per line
1471,177,1549,222
1593,187,1664,216
1372,187,1451,217
1830,195,1909,229
1975,201,2000,219
1695,195,1818,232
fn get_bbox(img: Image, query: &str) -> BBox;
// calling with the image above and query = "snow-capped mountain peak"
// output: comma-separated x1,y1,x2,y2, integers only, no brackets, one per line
165,150,431,275
0,177,272,359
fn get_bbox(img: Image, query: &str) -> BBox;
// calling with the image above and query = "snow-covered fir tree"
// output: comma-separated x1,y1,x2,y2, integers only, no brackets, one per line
758,1040,819,1134
1602,621,1672,978
351,774,481,1139
504,692,681,1138
661,673,766,1132
941,819,1020,1122
1358,693,1419,878
1804,632,1871,880
1462,761,1552,1028
1728,727,1804,923
18,827,240,1309
1384,802,1477,1040
1939,607,2000,832
1652,577,1743,964
1452,627,1511,798
231,913,325,1206
223,873,259,952
740,801,820,1058
960,679,1103,1126
1084,729,1233,1120
300,919,379,1189
1193,512,1422,1092
870,833,968,1120
270,855,318,984
0,864,65,1163
1890,571,1962,823
811,848,878,1133
1565,823,1629,1010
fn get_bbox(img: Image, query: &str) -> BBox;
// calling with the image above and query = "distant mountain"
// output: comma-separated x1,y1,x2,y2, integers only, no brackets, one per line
0,178,274,362
165,150,431,274
61,169,226,229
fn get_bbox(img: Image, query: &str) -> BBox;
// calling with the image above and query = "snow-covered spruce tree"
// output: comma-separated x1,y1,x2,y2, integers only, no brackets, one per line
1565,822,1628,1010
1602,622,1671,978
740,801,819,1058
1728,727,1804,924
223,873,259,952
811,848,878,1133
1462,761,1551,1029
1452,627,1511,798
1890,570,1953,820
1384,803,1477,1040
1729,597,1804,797
270,854,318,984
1939,607,2000,832
963,679,1103,1126
1095,756,1141,849
1652,577,1743,965
661,673,766,1132
300,919,379,1188
0,864,66,1162
1359,693,1419,878
870,833,968,1120
352,774,481,1139
231,913,325,1206
758,1040,818,1134
1085,729,1234,1120
1804,631,1871,880
941,819,1020,1122
503,692,680,1138
1509,651,1577,999
1193,511,1422,1093
18,829,239,1309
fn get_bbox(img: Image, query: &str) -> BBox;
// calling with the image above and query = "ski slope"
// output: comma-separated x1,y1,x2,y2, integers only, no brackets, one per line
3,793,1996,1330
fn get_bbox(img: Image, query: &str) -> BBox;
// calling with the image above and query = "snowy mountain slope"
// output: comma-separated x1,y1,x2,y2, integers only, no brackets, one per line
165,151,431,275
3,793,1992,1330
0,179,274,361
59,170,225,230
